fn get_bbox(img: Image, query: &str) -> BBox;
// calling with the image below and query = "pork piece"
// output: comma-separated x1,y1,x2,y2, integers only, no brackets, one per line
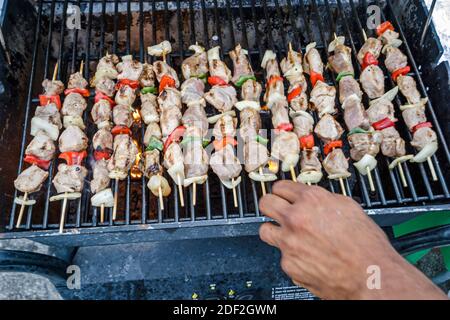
108,134,138,173
113,104,133,127
303,46,323,75
402,105,427,131
160,106,182,137
288,86,309,112
207,46,232,83
379,126,406,158
342,95,370,131
153,60,180,88
339,76,362,104
314,114,344,143
243,140,269,173
93,128,113,152
212,114,237,139
281,47,307,88
323,148,349,177
68,72,88,89
181,78,205,105
239,107,262,140
90,159,110,194
384,46,408,74
397,75,421,105
271,99,290,129
97,53,119,76
271,131,300,162
181,45,208,80
183,140,209,178
328,44,354,74
158,87,182,110
360,65,385,99
94,78,116,97
140,93,159,124
411,127,437,151
34,103,62,129
14,165,49,193
53,164,87,193
61,93,87,117
25,132,56,161
59,125,88,153
241,79,262,102
115,84,136,106
143,149,163,177
310,81,337,117
348,132,381,161
117,55,143,81
42,79,65,96
379,29,399,45
91,99,112,126
292,112,314,138
357,37,383,64
139,63,156,88
300,147,322,173
182,102,208,136
210,144,242,180
367,98,396,123
144,122,162,146
204,85,237,113
164,142,183,169
229,44,254,84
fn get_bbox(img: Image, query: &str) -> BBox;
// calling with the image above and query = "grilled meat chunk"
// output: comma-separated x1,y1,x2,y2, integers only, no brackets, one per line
158,87,182,110
34,103,62,129
62,92,87,117
94,78,116,97
379,29,399,45
25,132,56,161
402,105,427,131
14,165,49,193
384,46,408,74
397,75,421,105
210,144,242,180
303,45,323,75
117,55,143,81
310,81,337,117
271,99,290,129
153,60,180,88
281,47,307,89
59,125,88,153
108,134,138,173
243,140,269,173
96,53,119,77
42,79,65,96
139,63,156,88
113,104,133,128
288,86,309,112
411,127,437,151
182,102,208,135
204,85,237,113
140,93,159,124
342,95,370,131
53,164,87,193
143,149,163,177
271,131,300,165
229,44,254,84
160,106,182,137
239,107,262,140
300,147,322,173
367,98,396,123
292,112,314,138
93,128,113,153
328,44,354,74
182,44,208,80
379,126,406,158
183,141,209,179
115,84,136,106
314,114,344,143
164,142,184,169
241,79,262,102
357,37,383,64
213,114,237,139
323,148,349,177
181,78,205,105
91,99,112,126
348,132,381,161
144,122,162,146
90,159,110,194
207,46,232,83
68,72,88,89
360,65,385,99
339,76,362,104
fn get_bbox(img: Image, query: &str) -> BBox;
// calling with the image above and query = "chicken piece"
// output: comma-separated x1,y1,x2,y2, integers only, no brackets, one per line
310,81,337,117
183,141,209,179
158,87,182,110
140,93,159,124
204,85,237,113
143,149,163,177
288,86,309,112
91,99,112,126
241,79,262,102
300,147,322,173
68,72,88,89
328,44,354,75
271,99,290,129
357,37,383,64
212,114,237,139
384,46,408,74
314,114,344,143
61,92,87,117
207,46,232,83
53,164,87,193
210,144,242,180
262,51,281,79
271,131,300,164
303,45,323,75
229,44,254,84
25,132,56,161
239,107,261,139
379,127,406,158
153,60,180,88
342,95,370,131
280,47,306,88
402,105,427,131
182,102,208,136
108,134,138,173
360,65,385,99
93,128,113,152
34,103,62,129
411,127,437,151
14,165,49,193
339,76,362,104
181,78,205,105
397,75,421,105
117,55,143,81
59,125,88,153
42,79,65,96
379,29,399,45
139,63,156,88
164,142,184,169
181,44,208,80
348,132,381,161
144,122,162,146
367,98,396,123
90,159,110,194
113,104,133,128
243,140,269,173
94,78,116,97
292,112,314,138
160,106,182,137
97,53,119,76
115,84,136,106
323,148,350,177
262,52,284,106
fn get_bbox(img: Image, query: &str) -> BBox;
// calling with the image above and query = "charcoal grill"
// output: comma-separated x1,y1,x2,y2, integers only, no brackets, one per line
0,0,449,255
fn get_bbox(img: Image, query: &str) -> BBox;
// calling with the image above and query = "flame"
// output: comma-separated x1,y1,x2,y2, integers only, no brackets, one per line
268,159,279,173
132,108,142,124
130,138,143,179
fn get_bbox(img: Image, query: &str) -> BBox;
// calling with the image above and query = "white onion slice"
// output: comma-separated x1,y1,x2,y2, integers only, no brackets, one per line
353,154,378,175
297,170,323,184
14,197,36,206
63,116,85,130
49,192,82,202
207,110,236,124
328,36,345,52
249,171,278,182
189,44,205,54
388,155,414,169
221,176,242,189
284,65,303,79
281,154,300,172
207,46,221,62
328,172,351,180
148,41,172,56
305,42,317,55
30,117,59,141
410,142,438,163
167,162,185,185
91,188,114,207
183,175,208,187
234,100,260,112
261,50,276,68
148,175,171,197
369,86,399,105
399,98,428,111
108,170,128,180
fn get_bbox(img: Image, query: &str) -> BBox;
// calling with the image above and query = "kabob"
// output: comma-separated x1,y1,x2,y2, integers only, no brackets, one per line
327,35,382,192
13,63,62,228
304,42,351,195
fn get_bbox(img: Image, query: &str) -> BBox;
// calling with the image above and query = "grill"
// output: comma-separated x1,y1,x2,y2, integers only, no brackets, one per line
1,0,450,247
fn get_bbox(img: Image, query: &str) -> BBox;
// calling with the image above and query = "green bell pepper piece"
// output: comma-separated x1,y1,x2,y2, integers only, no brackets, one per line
145,136,163,152
336,71,354,82
348,127,370,136
256,135,269,145
141,86,158,95
235,75,257,87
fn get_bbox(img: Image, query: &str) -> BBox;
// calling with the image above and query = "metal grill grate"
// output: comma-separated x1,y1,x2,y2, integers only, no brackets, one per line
5,0,450,243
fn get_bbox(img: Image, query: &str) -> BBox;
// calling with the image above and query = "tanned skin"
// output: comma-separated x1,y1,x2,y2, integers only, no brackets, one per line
259,181,447,300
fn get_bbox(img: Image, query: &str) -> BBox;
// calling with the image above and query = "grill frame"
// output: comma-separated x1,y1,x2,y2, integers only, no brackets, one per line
2,0,450,245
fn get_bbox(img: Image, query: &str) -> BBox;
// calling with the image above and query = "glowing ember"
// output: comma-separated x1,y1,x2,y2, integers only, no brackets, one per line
268,159,279,173
131,138,143,179
132,108,142,124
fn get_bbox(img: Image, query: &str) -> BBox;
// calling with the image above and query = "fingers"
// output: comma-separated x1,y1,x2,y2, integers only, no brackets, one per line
271,180,310,204
259,193,291,222
259,222,282,248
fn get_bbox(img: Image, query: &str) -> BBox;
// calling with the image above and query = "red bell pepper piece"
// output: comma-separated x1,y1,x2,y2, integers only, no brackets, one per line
276,122,294,132
159,75,176,92
39,94,61,110
362,52,379,70
213,136,238,151
163,125,186,151
299,134,315,150
266,75,283,88
24,155,51,170
58,150,87,166
412,121,432,133
207,76,228,86
310,71,324,87
94,91,116,107
372,117,396,131
323,140,343,156
111,125,132,136
376,21,394,37
94,149,112,161
287,86,302,103
115,79,140,91
64,88,90,97
391,66,411,82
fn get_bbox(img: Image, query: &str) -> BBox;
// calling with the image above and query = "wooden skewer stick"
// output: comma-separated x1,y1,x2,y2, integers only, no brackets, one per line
307,182,312,186
112,178,119,220
231,177,238,208
192,182,197,206
339,178,347,196
59,192,68,234
397,163,408,188
290,166,297,182
79,60,84,75
158,185,164,210
52,62,58,81
362,29,368,42
100,204,105,223
427,157,438,181
16,192,28,228
177,173,184,207
259,167,266,196
366,166,375,192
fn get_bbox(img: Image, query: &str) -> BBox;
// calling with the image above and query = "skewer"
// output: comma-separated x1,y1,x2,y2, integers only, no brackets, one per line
158,185,164,210
177,173,184,207
427,157,438,181
231,177,238,208
339,178,347,196
362,29,368,42
15,192,28,228
80,60,84,75
307,182,312,186
259,167,266,196
52,62,58,81
397,163,408,188
59,192,68,233
113,178,119,220
100,203,105,223
366,166,375,192
290,166,297,182
192,182,197,206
